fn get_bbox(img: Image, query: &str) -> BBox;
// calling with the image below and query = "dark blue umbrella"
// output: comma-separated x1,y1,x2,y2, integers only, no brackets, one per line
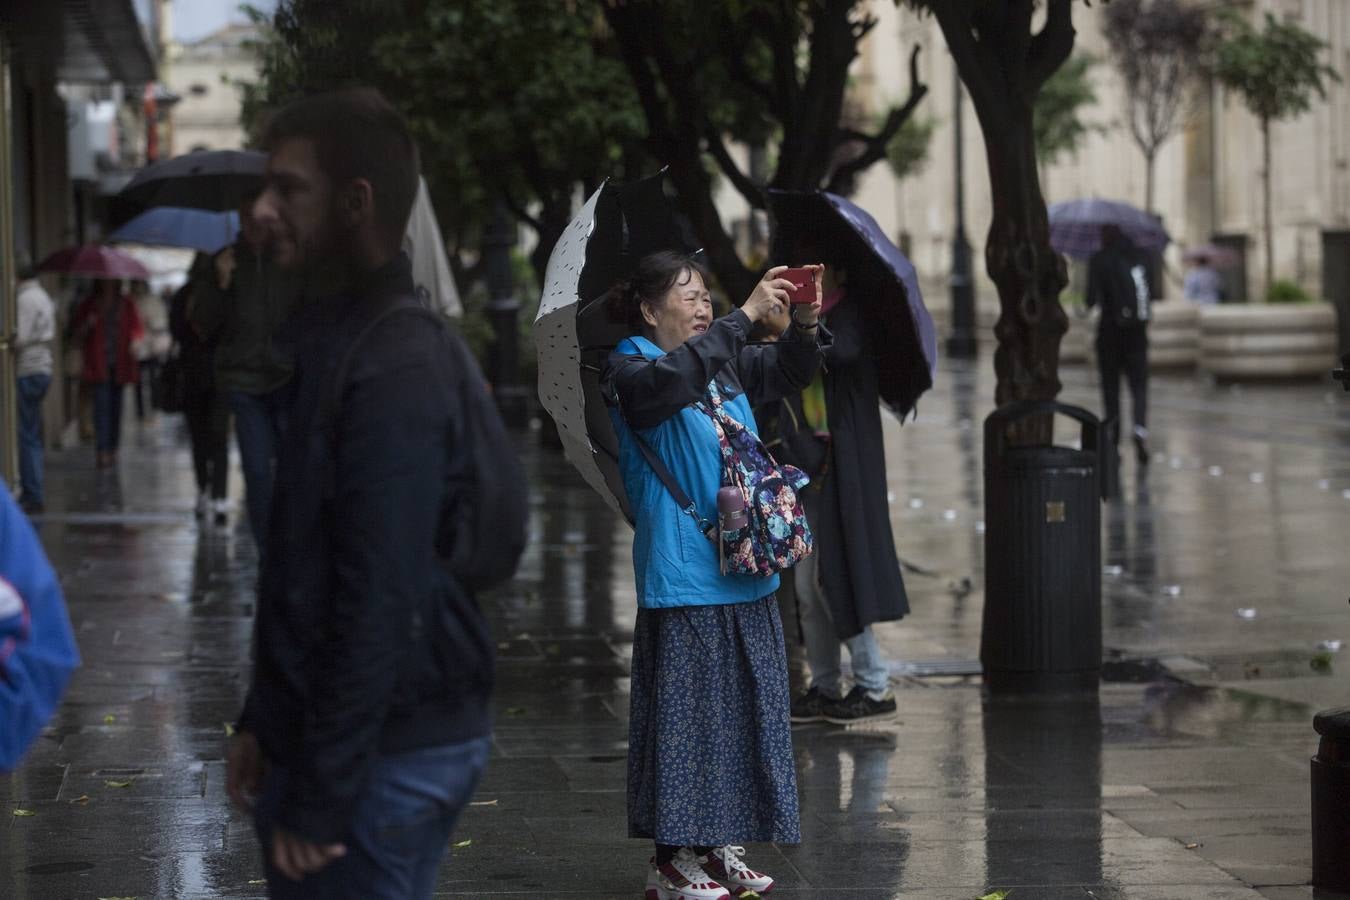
109,207,239,254
1048,198,1170,259
768,190,937,419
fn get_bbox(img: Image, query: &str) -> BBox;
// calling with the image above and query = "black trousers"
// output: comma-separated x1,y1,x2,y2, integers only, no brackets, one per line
1097,326,1148,435
183,389,231,499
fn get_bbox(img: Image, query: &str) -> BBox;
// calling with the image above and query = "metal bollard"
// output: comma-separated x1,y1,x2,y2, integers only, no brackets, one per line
1312,707,1350,890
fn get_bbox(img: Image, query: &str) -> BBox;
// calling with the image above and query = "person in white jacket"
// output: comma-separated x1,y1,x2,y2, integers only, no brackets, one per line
14,257,55,513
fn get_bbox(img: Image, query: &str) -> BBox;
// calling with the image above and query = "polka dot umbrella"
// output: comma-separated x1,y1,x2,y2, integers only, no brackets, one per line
534,170,692,524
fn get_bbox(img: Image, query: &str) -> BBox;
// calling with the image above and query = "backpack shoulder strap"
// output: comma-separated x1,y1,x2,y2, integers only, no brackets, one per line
320,299,443,438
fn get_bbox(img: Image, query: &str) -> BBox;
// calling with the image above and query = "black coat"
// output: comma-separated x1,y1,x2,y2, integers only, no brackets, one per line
237,254,494,845
762,299,909,639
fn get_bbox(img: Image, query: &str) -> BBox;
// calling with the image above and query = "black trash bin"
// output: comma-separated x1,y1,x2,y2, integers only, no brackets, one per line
981,401,1103,693
1312,707,1350,891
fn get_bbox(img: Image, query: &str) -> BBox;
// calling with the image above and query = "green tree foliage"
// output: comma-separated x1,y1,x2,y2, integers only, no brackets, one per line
601,1,928,299
1034,54,1102,171
1102,0,1211,214
886,115,936,182
239,0,648,285
1213,11,1340,293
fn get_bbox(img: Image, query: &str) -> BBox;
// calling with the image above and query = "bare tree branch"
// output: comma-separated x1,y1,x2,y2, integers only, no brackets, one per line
705,132,766,210
1027,0,1077,91
825,44,928,195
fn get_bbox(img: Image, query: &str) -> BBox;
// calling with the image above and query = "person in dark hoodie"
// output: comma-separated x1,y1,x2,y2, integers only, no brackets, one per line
225,88,499,899
1086,223,1152,465
190,191,305,542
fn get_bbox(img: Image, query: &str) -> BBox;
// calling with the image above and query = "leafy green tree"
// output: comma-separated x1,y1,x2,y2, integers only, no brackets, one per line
902,0,1082,419
1034,54,1102,178
1213,11,1340,295
239,0,648,285
601,1,928,300
1102,0,1211,214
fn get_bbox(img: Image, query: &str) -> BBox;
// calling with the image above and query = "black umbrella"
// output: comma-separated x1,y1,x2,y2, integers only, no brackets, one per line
535,169,696,522
769,190,938,418
117,150,266,216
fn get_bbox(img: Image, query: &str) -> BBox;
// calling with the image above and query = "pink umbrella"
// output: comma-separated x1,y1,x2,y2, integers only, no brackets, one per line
36,244,150,280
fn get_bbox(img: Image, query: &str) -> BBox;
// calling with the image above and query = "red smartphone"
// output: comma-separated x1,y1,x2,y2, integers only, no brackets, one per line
779,266,818,304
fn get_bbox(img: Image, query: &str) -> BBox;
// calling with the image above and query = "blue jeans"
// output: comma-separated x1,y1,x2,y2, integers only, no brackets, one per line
92,380,125,453
255,737,490,900
17,374,51,505
228,388,288,545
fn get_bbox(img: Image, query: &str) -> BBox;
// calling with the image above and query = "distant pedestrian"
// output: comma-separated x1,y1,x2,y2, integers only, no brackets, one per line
0,478,79,772
1087,223,1152,465
71,279,144,469
756,261,906,726
227,88,520,900
190,193,304,547
130,279,170,420
1183,255,1224,305
169,255,230,525
14,257,56,513
602,252,825,900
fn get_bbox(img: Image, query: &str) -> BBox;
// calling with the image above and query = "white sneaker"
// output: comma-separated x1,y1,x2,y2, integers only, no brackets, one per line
211,498,229,525
645,848,731,900
701,845,775,896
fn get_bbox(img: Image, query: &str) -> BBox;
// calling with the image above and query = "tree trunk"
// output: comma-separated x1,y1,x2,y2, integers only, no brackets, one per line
1262,117,1273,299
983,111,1070,440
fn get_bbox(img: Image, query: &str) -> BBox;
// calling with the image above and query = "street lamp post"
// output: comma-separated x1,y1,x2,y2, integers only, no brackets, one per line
948,65,978,359
482,201,530,428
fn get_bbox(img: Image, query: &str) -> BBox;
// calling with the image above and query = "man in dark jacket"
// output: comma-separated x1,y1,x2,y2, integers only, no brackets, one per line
225,88,496,899
1086,224,1152,465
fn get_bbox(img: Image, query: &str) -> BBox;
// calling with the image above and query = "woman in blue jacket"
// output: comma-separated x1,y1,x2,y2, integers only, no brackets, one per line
602,251,826,900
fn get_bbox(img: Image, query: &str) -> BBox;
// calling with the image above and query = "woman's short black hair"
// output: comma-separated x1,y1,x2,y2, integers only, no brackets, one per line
605,250,710,334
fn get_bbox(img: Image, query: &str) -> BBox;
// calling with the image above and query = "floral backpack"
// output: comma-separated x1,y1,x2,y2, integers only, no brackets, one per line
630,383,814,578
696,387,814,576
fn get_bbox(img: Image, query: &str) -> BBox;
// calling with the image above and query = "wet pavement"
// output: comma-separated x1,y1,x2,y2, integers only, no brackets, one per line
2,357,1349,899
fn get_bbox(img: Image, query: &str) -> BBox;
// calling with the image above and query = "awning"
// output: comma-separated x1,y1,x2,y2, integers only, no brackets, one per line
0,0,156,84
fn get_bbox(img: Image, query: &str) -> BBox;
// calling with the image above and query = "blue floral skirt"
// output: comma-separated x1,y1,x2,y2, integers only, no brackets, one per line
627,595,801,846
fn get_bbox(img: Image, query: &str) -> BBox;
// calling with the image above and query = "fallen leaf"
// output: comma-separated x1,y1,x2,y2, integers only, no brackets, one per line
1184,842,1200,850
469,799,498,807
248,880,266,885
978,892,1011,900
104,780,133,789
453,839,473,849
224,722,237,737
12,809,35,817
103,714,116,724
69,795,91,805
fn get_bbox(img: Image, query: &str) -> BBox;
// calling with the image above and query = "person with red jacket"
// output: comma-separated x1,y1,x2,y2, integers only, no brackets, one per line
71,279,144,468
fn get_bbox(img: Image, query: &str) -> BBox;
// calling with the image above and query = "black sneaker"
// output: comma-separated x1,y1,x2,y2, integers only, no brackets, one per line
790,686,833,724
821,686,897,725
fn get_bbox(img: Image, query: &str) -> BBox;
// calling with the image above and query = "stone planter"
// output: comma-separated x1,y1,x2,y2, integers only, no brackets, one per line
1149,302,1199,370
1198,302,1339,379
